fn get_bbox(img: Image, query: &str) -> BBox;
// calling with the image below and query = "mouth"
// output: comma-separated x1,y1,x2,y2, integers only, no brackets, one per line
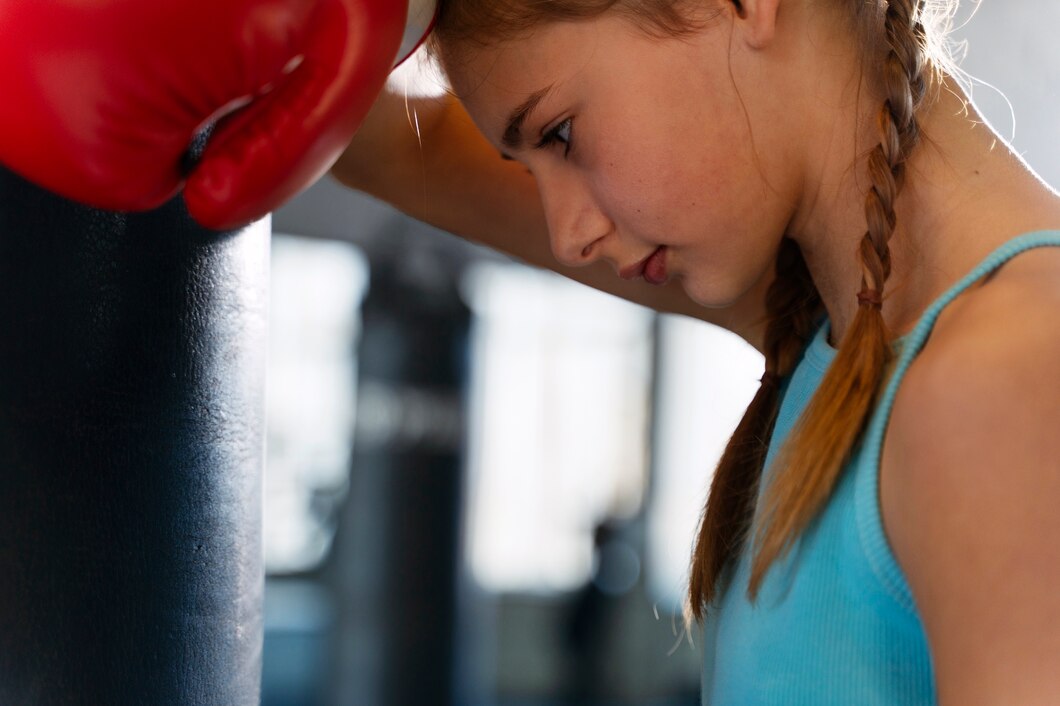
619,246,668,285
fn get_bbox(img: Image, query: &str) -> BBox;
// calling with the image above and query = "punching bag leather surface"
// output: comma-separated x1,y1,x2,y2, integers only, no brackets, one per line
0,165,268,704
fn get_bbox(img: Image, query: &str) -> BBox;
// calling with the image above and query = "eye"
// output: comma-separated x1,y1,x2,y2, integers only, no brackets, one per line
536,117,574,158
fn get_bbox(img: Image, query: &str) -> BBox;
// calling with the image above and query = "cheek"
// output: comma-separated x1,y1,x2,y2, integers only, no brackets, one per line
584,126,692,230
596,145,750,243
585,103,772,246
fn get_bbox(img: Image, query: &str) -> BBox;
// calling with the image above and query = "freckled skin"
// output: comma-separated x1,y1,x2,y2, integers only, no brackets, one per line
440,4,1060,342
443,13,802,309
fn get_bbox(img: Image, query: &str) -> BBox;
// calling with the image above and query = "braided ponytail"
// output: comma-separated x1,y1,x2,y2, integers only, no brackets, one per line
688,240,822,618
746,0,929,597
689,0,933,612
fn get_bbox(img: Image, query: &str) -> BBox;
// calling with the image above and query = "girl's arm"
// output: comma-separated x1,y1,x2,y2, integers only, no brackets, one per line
328,87,770,353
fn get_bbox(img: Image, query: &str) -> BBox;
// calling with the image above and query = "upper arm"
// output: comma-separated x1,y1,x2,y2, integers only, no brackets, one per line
330,88,769,351
882,311,1060,705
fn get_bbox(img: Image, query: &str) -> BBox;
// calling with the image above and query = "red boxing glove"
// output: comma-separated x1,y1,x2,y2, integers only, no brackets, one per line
0,0,437,231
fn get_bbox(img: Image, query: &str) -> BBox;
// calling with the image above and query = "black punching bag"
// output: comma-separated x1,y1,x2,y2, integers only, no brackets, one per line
0,165,268,704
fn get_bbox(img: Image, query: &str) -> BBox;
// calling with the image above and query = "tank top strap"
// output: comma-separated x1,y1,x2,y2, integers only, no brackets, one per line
852,229,1060,611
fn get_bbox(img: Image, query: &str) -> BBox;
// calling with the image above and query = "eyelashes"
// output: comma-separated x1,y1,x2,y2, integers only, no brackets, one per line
536,117,573,158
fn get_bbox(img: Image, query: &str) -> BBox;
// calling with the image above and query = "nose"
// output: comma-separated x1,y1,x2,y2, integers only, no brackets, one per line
536,171,612,268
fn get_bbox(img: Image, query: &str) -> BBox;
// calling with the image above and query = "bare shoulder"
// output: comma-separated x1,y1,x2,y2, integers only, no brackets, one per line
879,246,1060,705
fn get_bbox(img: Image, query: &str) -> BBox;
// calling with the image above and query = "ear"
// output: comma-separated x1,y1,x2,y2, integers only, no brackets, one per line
732,0,781,50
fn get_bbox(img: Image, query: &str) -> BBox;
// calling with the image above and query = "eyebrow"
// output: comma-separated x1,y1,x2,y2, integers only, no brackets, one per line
500,85,554,158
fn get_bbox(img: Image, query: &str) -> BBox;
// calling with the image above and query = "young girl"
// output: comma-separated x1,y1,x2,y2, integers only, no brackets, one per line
331,0,1060,703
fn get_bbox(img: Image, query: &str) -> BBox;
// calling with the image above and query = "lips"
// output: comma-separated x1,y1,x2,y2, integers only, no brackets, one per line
619,246,668,284
643,246,668,285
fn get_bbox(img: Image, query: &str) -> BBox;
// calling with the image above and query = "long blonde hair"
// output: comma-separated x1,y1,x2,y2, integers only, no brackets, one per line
429,0,958,619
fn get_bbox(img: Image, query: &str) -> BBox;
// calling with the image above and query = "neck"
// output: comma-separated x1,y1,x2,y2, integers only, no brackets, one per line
787,76,1060,345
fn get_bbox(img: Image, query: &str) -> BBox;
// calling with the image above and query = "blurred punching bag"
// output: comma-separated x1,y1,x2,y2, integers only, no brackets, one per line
326,257,470,706
0,164,268,704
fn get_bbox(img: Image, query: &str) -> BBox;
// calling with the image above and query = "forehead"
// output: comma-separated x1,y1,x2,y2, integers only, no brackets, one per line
439,18,615,141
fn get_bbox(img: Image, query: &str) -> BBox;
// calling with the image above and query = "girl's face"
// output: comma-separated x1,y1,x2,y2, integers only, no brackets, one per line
442,11,806,308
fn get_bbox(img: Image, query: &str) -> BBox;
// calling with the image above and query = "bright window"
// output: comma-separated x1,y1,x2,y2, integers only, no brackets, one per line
264,234,367,574
462,263,654,592
646,316,763,608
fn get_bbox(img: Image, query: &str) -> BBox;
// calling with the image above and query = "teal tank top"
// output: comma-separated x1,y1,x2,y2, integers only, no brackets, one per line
700,230,1060,705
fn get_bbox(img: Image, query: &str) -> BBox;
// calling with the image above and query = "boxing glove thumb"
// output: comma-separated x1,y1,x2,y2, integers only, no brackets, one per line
184,0,410,230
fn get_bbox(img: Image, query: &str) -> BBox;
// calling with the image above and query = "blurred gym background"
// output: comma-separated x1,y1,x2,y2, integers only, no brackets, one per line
258,4,1058,704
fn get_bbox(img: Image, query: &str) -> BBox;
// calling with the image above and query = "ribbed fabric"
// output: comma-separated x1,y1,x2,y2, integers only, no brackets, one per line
701,230,1060,705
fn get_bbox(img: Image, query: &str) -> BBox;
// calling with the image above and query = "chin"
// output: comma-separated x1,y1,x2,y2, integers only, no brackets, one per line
678,275,747,310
